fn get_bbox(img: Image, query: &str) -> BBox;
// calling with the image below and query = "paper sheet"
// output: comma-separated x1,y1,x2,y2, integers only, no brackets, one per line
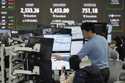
52,53,70,70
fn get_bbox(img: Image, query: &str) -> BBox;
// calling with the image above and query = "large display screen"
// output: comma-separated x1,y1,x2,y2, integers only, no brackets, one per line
12,0,125,31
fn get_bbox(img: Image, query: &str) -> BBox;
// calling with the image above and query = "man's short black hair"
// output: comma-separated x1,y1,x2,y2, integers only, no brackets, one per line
81,22,96,33
69,55,81,71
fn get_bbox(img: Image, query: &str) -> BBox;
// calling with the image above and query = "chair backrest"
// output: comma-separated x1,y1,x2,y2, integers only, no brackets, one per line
73,65,104,83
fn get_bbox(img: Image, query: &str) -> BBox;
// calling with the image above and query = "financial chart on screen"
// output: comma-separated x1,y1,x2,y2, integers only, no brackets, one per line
44,34,71,70
65,26,84,55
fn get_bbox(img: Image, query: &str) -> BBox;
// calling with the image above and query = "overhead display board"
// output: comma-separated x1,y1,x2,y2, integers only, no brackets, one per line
106,0,125,31
0,0,125,31
15,0,41,27
0,0,16,29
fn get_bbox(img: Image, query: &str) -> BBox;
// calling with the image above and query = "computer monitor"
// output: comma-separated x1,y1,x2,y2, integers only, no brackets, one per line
43,28,72,70
71,41,83,55
107,24,112,43
44,34,71,52
93,23,108,38
44,34,71,70
65,26,84,40
42,27,71,35
64,26,84,56
92,23,112,43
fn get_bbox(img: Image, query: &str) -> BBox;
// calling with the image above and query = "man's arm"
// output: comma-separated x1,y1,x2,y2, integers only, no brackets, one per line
77,43,89,59
52,43,90,61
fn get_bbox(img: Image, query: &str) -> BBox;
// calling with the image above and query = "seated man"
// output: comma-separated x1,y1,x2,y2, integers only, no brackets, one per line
60,55,104,83
60,55,81,83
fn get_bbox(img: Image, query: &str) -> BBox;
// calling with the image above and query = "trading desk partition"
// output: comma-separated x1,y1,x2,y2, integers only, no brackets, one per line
26,37,54,83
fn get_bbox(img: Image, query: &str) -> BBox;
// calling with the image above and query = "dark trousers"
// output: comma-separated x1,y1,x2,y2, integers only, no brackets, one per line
100,68,110,83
